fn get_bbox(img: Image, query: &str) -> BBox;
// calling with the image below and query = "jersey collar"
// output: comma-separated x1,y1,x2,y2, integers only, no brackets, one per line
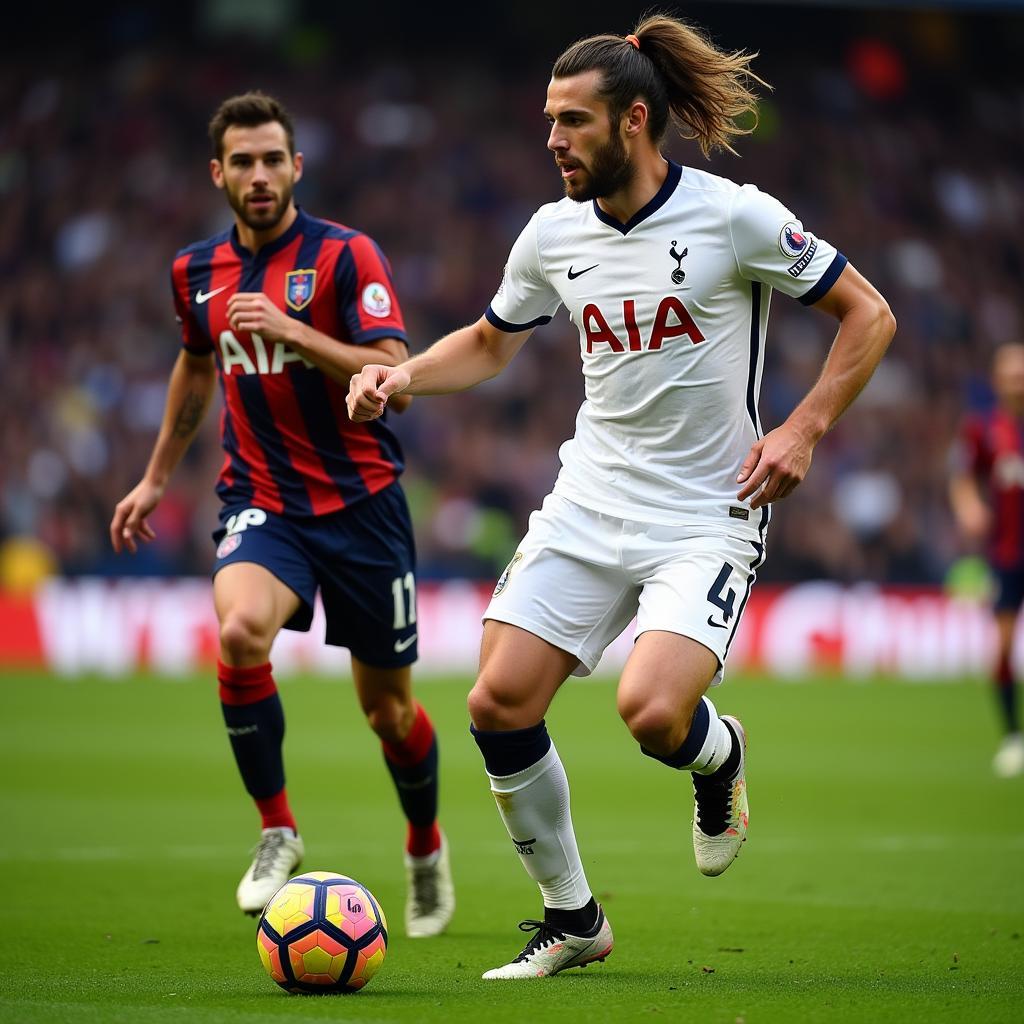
591,161,682,236
230,206,307,260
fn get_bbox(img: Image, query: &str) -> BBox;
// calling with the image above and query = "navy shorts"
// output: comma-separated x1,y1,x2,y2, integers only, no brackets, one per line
211,483,418,668
993,565,1024,613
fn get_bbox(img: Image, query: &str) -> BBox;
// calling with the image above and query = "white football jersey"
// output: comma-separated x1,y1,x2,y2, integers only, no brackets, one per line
486,161,846,538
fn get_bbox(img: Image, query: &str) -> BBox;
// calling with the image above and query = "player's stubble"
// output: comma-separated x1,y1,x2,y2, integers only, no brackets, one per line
561,122,635,203
223,178,295,233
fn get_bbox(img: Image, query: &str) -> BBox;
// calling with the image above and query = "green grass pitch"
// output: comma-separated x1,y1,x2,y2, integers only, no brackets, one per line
1,671,1022,1023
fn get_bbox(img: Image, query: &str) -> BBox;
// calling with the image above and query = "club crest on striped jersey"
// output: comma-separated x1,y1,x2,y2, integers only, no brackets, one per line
362,282,392,319
779,222,811,259
285,269,317,311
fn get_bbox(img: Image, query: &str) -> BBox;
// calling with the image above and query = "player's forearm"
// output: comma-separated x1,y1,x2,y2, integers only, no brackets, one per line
283,322,403,382
142,353,217,488
785,299,896,444
402,320,524,395
949,474,987,533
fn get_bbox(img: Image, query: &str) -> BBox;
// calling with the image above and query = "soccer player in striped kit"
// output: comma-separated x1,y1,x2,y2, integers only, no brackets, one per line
110,92,454,936
950,342,1024,777
349,15,894,977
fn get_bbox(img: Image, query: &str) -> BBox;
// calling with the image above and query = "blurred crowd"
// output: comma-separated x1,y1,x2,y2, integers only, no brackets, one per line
1,5,1021,586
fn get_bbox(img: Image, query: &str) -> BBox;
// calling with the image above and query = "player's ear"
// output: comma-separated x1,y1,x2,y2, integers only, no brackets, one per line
210,159,225,190
623,100,648,139
292,151,303,183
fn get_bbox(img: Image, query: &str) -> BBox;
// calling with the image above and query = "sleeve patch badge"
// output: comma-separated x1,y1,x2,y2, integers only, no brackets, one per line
361,282,393,319
779,222,813,259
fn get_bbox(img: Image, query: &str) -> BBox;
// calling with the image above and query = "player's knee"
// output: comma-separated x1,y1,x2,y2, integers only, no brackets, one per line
219,612,273,664
364,694,415,745
468,675,529,731
620,695,699,753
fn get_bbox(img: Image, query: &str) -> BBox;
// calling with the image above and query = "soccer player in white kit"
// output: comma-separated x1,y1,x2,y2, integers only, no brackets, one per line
349,14,896,979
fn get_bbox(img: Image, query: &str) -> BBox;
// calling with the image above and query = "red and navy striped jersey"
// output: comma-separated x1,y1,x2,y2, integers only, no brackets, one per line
170,208,407,518
956,409,1024,568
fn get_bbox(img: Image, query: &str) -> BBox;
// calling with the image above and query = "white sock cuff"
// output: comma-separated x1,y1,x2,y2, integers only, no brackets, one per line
487,743,561,794
690,697,732,774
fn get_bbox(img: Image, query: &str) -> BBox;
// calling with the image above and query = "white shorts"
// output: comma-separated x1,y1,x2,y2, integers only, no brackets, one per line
484,494,766,682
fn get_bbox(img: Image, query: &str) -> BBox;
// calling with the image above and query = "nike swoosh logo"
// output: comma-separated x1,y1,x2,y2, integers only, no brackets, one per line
195,286,228,304
706,616,729,630
567,264,599,280
393,633,417,653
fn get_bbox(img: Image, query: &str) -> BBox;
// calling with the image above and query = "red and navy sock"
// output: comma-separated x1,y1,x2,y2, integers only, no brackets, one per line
995,651,1020,734
382,703,440,857
218,660,297,834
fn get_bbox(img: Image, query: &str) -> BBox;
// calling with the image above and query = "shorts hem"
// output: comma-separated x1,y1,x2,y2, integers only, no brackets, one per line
341,641,418,669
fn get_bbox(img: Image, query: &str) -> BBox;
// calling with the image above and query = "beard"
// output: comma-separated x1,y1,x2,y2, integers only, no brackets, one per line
225,181,294,232
562,129,635,202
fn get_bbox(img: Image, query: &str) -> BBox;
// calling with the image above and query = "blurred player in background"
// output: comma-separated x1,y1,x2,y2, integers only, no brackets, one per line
350,14,894,978
110,92,454,935
949,343,1024,778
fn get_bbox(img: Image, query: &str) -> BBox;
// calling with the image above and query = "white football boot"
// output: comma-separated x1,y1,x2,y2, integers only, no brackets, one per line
482,907,614,980
404,831,455,937
236,827,304,915
993,733,1024,778
692,715,748,877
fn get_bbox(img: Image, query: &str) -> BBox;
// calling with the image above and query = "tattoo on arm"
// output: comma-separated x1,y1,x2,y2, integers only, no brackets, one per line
172,392,206,438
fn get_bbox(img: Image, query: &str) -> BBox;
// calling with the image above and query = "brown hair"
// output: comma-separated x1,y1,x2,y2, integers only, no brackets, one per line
552,13,769,157
208,91,295,159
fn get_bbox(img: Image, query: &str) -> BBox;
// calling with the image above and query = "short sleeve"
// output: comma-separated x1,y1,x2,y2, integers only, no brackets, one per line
485,212,562,333
729,185,847,306
334,234,407,346
170,257,212,355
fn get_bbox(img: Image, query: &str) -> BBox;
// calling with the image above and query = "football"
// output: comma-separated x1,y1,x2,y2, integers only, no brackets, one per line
256,871,388,994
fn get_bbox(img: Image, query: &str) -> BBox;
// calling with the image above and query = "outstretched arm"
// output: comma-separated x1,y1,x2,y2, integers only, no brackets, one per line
110,350,217,553
737,263,896,509
347,316,533,421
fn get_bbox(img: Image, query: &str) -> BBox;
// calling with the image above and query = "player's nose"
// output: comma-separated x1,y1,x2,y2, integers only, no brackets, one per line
547,126,567,152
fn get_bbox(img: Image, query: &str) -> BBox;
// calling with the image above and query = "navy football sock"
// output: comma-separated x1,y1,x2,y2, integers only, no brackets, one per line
382,703,440,855
218,661,293,830
544,897,599,936
995,654,1020,734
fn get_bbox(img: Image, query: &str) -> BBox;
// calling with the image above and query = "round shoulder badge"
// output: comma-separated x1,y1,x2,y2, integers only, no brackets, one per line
779,221,812,259
361,282,392,319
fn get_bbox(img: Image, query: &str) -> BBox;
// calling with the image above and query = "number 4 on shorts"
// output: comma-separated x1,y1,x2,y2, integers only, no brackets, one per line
706,563,736,626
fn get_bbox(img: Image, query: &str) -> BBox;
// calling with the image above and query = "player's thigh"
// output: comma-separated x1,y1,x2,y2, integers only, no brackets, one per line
211,506,317,638
213,561,303,633
314,485,420,668
483,493,640,678
469,620,581,729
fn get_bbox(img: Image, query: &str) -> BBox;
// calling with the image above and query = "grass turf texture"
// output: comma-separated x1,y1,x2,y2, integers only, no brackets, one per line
1,672,1021,1024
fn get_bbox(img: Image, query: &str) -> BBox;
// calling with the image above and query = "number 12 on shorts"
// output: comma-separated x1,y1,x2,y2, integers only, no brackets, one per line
391,572,417,630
